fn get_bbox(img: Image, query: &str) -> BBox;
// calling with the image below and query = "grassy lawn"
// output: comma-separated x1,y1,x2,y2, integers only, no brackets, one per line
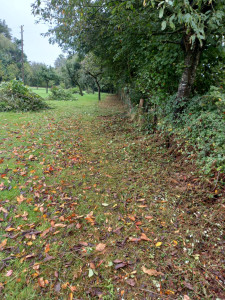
0,95,224,299
30,87,100,102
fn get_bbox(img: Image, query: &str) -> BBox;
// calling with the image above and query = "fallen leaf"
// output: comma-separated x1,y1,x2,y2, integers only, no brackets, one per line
140,233,151,241
0,239,7,250
69,286,77,292
96,243,106,252
5,227,16,232
115,262,127,270
17,194,25,204
88,268,94,278
45,243,50,253
5,270,13,277
128,215,135,221
38,277,45,288
155,242,162,247
68,293,73,300
165,290,175,295
142,266,164,276
90,262,95,269
54,223,66,228
54,282,61,293
126,279,136,286
183,296,191,300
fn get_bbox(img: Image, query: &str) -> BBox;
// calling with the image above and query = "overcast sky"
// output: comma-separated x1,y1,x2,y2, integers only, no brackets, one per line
0,0,63,66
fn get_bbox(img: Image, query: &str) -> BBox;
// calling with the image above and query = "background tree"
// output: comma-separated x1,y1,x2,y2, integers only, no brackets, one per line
81,53,103,101
64,56,84,96
39,65,57,93
32,0,225,113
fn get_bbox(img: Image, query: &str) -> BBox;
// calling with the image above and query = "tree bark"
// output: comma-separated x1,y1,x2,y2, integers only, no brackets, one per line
77,83,83,96
46,81,49,93
96,79,101,101
174,35,202,116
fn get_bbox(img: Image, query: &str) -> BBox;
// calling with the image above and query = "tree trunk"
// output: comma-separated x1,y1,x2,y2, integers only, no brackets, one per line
174,35,202,116
46,81,49,93
77,84,83,96
96,80,101,101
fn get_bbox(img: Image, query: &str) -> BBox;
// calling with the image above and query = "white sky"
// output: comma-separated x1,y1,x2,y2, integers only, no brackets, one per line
0,0,63,66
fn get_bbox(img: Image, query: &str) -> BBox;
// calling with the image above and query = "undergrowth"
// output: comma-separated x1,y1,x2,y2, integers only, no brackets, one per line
132,86,225,182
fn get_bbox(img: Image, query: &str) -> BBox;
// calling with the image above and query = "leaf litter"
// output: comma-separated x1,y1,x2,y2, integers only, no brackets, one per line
0,96,224,299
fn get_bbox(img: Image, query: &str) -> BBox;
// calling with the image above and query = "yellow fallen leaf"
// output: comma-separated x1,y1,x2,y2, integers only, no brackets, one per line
173,240,178,246
5,227,16,232
165,289,175,295
155,242,162,247
68,293,73,300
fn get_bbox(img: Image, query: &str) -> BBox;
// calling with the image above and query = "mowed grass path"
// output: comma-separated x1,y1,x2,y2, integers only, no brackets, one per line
0,95,224,299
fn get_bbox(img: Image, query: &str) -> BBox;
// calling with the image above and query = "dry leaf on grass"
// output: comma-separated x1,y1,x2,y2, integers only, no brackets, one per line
96,243,106,252
142,266,164,276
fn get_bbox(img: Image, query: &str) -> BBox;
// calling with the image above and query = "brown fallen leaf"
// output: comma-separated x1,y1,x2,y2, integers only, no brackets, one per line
126,279,136,286
69,286,77,292
115,262,127,270
38,277,45,288
54,223,66,228
40,227,50,237
90,262,95,269
0,239,7,250
96,243,106,252
43,254,55,262
142,266,164,276
140,233,151,241
45,243,50,253
128,215,135,221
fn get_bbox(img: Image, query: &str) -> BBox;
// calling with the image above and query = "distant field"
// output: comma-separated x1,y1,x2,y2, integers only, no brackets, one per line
30,87,105,102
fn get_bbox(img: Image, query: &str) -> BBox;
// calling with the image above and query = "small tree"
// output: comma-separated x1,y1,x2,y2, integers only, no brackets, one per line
81,53,103,101
39,65,57,93
64,56,84,96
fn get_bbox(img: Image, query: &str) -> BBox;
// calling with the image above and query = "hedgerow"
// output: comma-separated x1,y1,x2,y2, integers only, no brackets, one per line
143,86,225,177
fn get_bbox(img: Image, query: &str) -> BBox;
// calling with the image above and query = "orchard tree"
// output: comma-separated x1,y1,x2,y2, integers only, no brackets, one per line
81,53,103,101
65,56,84,96
39,65,57,93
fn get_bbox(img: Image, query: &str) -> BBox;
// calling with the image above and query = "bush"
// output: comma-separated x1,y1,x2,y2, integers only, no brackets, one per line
49,86,78,100
70,87,80,94
0,80,49,112
157,87,225,175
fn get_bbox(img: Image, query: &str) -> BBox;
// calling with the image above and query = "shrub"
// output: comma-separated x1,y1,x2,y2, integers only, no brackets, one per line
156,87,225,175
0,80,49,112
49,86,78,100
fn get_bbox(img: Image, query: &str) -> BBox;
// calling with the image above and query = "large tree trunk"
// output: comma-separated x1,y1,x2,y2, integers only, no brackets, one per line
174,35,202,116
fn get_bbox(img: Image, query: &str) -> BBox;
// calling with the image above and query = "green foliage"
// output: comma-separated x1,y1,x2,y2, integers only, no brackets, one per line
48,86,78,101
0,80,49,111
155,87,225,175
